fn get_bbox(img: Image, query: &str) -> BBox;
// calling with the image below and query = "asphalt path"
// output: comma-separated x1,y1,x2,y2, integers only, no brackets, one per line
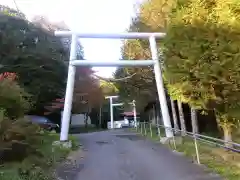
57,129,222,180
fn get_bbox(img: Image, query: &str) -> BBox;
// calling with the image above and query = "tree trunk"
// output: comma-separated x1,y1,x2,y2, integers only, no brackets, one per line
222,123,233,148
84,112,88,128
191,107,199,134
177,100,186,136
170,99,179,133
99,105,102,128
153,104,157,125
215,114,234,148
156,112,161,136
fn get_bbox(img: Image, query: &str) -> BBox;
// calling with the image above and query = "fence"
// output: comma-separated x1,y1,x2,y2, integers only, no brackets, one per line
137,122,240,164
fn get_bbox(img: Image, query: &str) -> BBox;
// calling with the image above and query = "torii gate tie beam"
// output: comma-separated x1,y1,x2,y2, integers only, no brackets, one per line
54,31,173,141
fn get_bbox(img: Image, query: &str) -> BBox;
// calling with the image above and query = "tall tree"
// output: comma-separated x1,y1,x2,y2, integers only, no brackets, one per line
32,15,84,60
115,0,176,110
73,67,104,114
138,0,175,31
0,7,69,113
177,101,186,136
32,15,90,115
115,37,157,111
170,99,179,132
117,0,191,135
0,5,26,19
163,0,240,146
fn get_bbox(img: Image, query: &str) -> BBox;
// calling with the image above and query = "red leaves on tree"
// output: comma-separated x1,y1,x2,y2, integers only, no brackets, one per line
44,67,103,115
72,67,103,113
0,72,17,81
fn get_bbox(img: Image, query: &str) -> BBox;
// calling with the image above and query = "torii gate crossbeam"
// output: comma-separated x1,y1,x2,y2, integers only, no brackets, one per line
54,31,173,141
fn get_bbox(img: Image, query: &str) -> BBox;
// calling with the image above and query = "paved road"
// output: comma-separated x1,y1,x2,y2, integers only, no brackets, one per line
58,129,222,180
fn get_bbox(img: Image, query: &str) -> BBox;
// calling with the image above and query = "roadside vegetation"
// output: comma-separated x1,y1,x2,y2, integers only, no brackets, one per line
116,0,240,148
0,132,79,180
0,72,80,180
114,0,240,179
0,4,115,179
0,6,81,180
135,125,240,180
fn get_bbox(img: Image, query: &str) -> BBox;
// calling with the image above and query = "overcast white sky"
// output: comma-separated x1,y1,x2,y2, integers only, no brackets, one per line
1,0,139,77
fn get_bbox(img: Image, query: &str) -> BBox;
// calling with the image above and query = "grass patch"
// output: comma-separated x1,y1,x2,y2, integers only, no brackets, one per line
133,125,240,180
0,132,80,180
175,137,240,180
233,129,240,144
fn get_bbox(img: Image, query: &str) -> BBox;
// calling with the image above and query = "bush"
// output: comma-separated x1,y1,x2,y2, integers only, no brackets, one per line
0,72,42,164
0,110,43,164
0,133,79,180
0,72,31,118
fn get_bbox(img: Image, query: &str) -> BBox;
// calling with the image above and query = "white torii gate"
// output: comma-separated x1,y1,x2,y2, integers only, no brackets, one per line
106,96,137,129
54,31,173,141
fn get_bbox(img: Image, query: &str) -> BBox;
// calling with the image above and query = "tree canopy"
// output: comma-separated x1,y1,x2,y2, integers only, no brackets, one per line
114,17,159,110
0,6,69,113
163,0,240,130
116,0,240,143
